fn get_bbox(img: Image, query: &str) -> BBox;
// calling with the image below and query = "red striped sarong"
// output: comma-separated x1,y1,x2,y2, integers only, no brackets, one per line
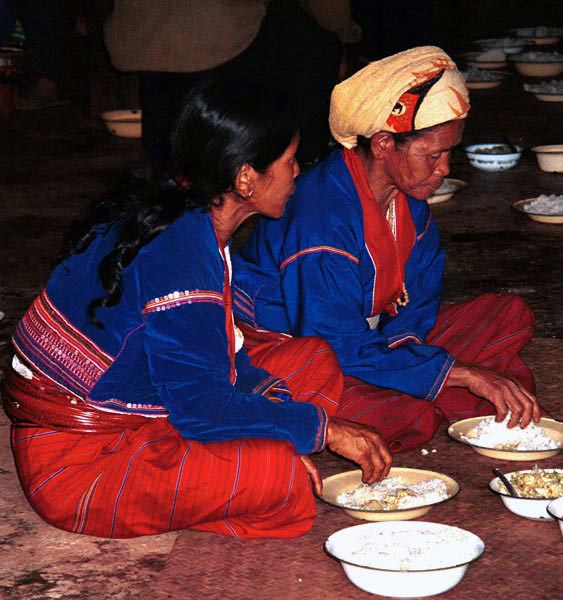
9,335,342,539
337,293,541,453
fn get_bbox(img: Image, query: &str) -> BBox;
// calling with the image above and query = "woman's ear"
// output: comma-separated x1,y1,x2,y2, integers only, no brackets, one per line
369,132,395,159
234,163,255,199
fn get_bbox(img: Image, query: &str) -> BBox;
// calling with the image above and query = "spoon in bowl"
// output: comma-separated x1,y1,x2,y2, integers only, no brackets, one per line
493,467,519,497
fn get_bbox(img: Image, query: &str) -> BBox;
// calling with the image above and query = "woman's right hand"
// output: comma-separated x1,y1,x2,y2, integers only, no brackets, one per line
325,416,393,484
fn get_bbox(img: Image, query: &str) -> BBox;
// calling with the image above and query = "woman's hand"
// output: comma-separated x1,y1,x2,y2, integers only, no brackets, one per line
446,362,541,428
325,417,393,484
300,455,322,496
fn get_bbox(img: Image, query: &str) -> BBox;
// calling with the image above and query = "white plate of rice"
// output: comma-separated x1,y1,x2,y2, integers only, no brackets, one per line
512,195,563,224
319,467,460,521
448,416,563,460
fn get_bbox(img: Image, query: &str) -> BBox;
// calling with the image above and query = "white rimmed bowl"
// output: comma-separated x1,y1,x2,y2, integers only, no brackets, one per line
512,196,563,225
447,416,563,460
319,467,460,521
427,178,467,204
473,38,526,55
532,145,563,172
547,497,563,539
101,109,142,138
325,521,485,598
489,469,563,520
512,58,563,77
466,58,507,70
464,143,524,172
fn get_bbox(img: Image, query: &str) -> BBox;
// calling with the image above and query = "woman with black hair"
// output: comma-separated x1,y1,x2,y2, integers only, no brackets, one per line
3,79,390,540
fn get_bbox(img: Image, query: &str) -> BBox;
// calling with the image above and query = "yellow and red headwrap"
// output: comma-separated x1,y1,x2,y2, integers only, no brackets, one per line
329,46,470,149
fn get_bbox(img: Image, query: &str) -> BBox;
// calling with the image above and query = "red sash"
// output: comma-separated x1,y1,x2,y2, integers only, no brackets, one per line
343,148,415,316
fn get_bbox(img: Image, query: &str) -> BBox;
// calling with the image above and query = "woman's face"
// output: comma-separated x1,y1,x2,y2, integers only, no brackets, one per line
249,134,300,219
384,120,464,200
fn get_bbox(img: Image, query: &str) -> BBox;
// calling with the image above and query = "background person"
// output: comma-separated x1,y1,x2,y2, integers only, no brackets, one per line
232,47,543,457
104,0,361,176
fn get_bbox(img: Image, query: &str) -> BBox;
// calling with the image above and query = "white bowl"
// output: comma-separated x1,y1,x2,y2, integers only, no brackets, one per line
473,38,526,55
319,467,460,521
512,59,563,78
447,416,563,459
547,497,563,540
532,144,563,172
489,469,563,520
427,178,467,205
466,59,507,70
325,521,484,598
464,143,524,172
101,109,142,138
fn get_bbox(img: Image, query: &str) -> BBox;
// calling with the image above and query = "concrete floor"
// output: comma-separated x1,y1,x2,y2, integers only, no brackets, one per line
1,49,563,598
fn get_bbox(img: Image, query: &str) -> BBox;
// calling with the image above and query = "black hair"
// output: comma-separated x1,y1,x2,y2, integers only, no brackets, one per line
59,78,299,326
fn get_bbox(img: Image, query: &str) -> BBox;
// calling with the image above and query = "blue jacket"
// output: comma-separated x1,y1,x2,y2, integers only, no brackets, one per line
233,149,454,400
13,209,326,454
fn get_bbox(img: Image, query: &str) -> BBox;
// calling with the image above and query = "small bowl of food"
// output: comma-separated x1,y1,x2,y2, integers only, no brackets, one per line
427,178,467,205
101,109,142,138
512,194,563,224
464,143,524,172
524,79,563,102
325,521,485,598
531,145,563,172
489,467,563,520
511,51,563,77
448,415,563,460
462,67,504,90
547,497,563,538
319,467,460,521
510,26,563,46
473,37,526,55
466,49,507,70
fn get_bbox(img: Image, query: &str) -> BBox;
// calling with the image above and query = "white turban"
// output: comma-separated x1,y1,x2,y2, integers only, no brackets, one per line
329,46,470,149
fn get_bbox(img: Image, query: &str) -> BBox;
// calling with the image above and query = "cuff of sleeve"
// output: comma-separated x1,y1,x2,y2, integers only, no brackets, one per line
313,406,329,453
426,353,456,401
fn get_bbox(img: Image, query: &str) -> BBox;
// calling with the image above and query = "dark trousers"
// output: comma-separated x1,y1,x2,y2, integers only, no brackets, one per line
16,0,65,83
139,12,342,175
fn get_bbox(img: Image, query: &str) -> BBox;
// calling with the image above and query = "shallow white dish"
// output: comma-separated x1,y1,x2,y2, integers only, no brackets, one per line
466,78,503,90
547,497,563,539
325,521,484,598
533,92,563,102
512,59,563,78
512,198,563,225
447,416,563,460
319,467,460,521
101,109,142,139
464,143,524,172
427,178,467,204
489,469,563,520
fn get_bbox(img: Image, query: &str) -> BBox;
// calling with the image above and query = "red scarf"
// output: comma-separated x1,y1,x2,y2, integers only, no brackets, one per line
343,148,415,317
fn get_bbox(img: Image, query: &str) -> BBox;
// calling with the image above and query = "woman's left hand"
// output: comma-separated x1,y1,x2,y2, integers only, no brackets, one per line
300,455,322,495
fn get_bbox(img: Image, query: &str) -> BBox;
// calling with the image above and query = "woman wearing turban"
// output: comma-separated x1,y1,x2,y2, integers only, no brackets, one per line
232,46,542,464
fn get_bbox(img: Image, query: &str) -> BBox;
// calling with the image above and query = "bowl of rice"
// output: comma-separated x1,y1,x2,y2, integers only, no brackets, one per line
489,467,563,520
319,467,459,521
511,51,563,77
509,26,563,46
531,145,563,172
462,67,504,90
512,195,563,224
447,415,563,460
524,79,563,102
547,497,563,538
325,521,485,598
466,49,507,70
427,178,467,204
473,37,526,55
464,143,524,172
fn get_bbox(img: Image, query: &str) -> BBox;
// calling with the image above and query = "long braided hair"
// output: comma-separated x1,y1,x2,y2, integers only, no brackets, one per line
59,78,299,326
